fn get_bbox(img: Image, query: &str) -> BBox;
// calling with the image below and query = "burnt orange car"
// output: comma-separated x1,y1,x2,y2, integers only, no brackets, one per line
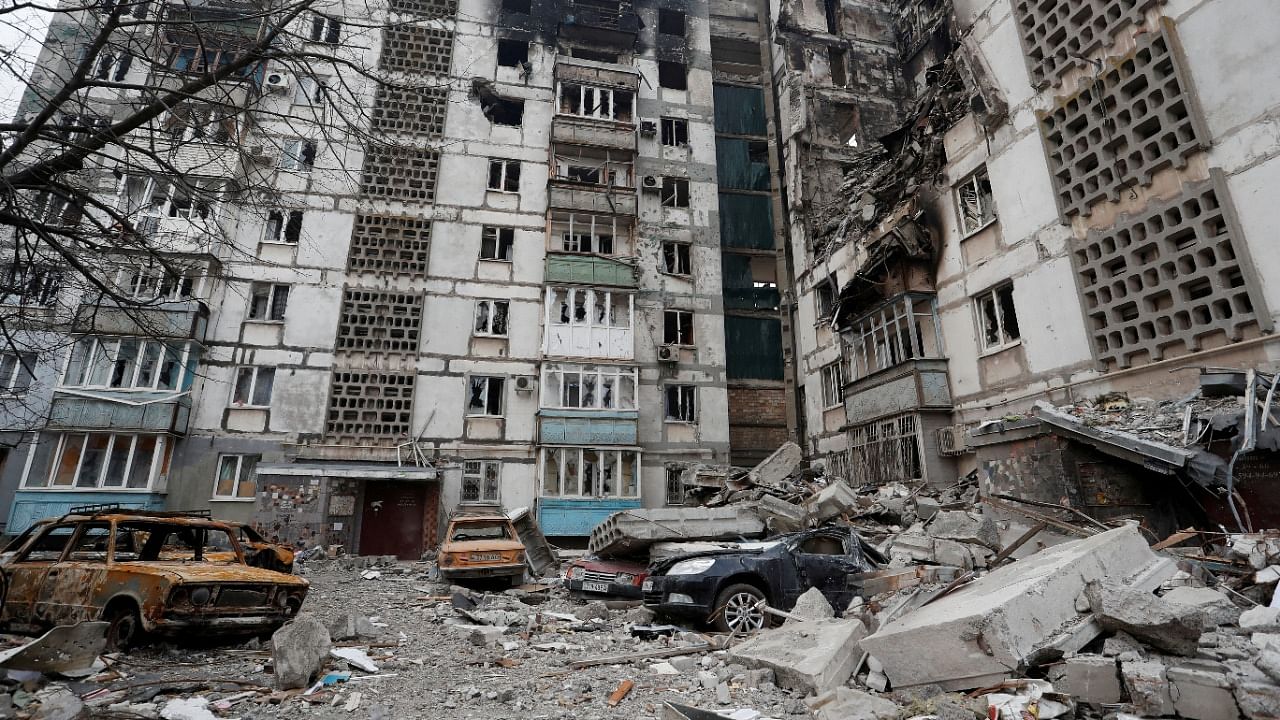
437,514,527,586
0,510,308,649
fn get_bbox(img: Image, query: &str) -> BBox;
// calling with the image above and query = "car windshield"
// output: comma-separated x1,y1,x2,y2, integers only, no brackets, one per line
112,522,240,564
450,522,512,541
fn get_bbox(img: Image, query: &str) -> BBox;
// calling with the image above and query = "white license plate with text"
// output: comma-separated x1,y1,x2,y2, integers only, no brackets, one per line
583,582,610,593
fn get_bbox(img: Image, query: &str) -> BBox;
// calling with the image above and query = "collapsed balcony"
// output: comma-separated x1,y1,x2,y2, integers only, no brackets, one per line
838,292,952,420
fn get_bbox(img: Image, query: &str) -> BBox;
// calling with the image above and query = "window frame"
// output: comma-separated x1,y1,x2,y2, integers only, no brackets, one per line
279,138,318,171
0,263,62,307
480,226,516,261
230,366,275,408
540,364,639,411
540,447,641,498
60,337,192,392
474,298,511,337
974,282,1021,354
546,287,634,330
664,384,697,423
955,167,996,237
461,460,502,503
664,466,686,505
212,453,258,501
556,82,634,123
0,353,35,393
660,117,689,147
309,14,342,44
487,159,521,193
264,209,304,244
663,309,694,345
496,38,530,68
33,432,169,491
660,176,690,207
247,282,290,322
661,241,691,276
466,375,506,417
820,361,845,409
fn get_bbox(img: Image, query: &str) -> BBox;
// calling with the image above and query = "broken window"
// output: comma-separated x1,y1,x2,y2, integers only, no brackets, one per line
541,448,639,498
660,176,689,207
828,47,847,87
975,283,1021,352
821,0,839,33
820,361,844,408
214,454,258,499
566,46,618,63
62,337,188,391
541,364,637,410
546,288,632,329
664,384,697,422
474,299,510,336
480,226,515,261
846,294,942,379
247,283,289,322
665,467,686,505
294,76,327,106
815,281,836,319
38,433,168,490
279,139,317,171
663,309,694,344
462,460,501,503
554,147,633,186
658,9,685,36
310,14,342,43
487,159,521,192
550,212,625,255
488,97,524,126
232,366,275,407
956,168,996,236
557,83,634,122
0,263,62,306
94,51,132,82
0,353,35,393
661,241,691,275
658,61,687,90
848,414,923,485
265,209,304,244
497,38,529,67
467,376,505,416
660,116,688,146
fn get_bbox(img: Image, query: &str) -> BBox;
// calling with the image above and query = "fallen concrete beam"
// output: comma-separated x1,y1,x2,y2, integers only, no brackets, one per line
746,441,802,488
588,506,765,557
753,493,805,534
509,506,558,576
803,481,860,523
858,523,1175,690
726,618,866,693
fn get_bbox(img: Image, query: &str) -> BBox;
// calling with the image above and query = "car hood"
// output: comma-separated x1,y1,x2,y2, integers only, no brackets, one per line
650,544,777,574
122,562,309,586
440,539,525,554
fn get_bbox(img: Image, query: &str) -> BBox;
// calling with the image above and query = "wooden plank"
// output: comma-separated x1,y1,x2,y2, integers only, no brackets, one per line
1152,529,1201,551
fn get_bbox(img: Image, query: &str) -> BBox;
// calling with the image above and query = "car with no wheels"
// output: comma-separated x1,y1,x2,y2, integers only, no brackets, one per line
437,514,527,586
0,510,309,649
642,526,884,633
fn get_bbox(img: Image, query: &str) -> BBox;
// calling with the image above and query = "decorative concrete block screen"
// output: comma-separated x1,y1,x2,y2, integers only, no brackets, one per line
1073,176,1268,370
1012,0,1159,87
359,146,439,201
380,25,455,76
1038,23,1207,220
335,288,424,353
388,0,458,17
371,84,448,139
326,371,416,445
348,214,431,276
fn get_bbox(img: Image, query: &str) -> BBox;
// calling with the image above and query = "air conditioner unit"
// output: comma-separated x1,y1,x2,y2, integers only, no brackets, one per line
935,424,972,457
264,71,293,91
641,175,661,191
514,376,536,393
245,144,276,161
657,344,679,362
639,119,658,135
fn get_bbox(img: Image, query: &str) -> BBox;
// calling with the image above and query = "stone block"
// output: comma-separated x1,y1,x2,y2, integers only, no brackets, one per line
1047,655,1120,704
1166,660,1243,720
928,511,1000,550
747,441,802,488
1161,586,1242,627
1086,580,1206,655
328,612,378,641
804,481,860,523
271,613,332,690
860,524,1175,690
1240,606,1280,631
1121,660,1174,716
806,687,901,720
726,618,866,693
787,587,835,624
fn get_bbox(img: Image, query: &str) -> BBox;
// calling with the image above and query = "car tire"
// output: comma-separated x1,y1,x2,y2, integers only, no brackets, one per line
105,602,144,652
712,583,767,634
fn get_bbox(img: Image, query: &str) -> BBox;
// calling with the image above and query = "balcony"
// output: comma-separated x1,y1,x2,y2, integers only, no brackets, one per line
48,393,192,433
552,115,636,151
558,0,641,46
548,180,637,217
545,254,637,288
71,299,209,341
539,410,638,445
843,357,953,423
840,292,951,422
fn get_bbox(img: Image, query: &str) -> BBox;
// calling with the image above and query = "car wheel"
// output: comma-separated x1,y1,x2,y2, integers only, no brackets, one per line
713,583,767,634
105,603,143,651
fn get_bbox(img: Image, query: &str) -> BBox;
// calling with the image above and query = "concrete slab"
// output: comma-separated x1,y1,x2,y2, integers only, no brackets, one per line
1047,655,1121,704
1086,580,1206,655
589,506,766,557
1166,660,1242,720
803,481,860,523
1161,586,1242,627
806,687,901,720
1122,660,1175,716
859,524,1175,690
746,441,802,488
726,618,866,693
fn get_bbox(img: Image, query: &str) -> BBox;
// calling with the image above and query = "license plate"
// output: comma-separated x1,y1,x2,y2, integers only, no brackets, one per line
583,582,610,593
469,552,502,562
642,579,653,592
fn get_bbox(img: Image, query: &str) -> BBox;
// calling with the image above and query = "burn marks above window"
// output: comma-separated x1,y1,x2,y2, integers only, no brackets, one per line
1038,25,1209,221
1071,175,1269,371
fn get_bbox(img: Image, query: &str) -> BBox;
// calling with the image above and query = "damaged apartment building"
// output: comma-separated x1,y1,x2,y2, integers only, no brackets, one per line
0,0,800,552
784,0,1280,530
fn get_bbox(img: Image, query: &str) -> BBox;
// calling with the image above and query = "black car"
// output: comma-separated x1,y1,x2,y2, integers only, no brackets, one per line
642,526,885,633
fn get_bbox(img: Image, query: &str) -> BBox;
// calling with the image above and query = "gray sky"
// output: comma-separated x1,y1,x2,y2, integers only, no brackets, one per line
1,5,52,120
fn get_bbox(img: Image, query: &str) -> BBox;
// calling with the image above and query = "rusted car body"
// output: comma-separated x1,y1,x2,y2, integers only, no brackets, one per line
0,510,308,648
436,514,527,586
208,524,295,574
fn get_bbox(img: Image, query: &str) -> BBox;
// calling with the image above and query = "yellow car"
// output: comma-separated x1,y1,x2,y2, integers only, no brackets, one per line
436,514,527,586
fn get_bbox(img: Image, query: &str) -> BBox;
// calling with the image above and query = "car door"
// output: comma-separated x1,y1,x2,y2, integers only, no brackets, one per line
1,523,77,628
788,532,865,611
34,522,111,625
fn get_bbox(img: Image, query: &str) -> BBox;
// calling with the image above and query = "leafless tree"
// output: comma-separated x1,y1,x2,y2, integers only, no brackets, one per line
0,0,449,433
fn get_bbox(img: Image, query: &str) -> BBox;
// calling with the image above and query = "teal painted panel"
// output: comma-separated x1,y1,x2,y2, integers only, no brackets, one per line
726,315,784,380
48,395,191,432
545,255,637,288
724,287,782,311
539,416,638,445
719,193,774,250
715,138,770,191
539,497,642,536
713,85,767,135
7,491,166,533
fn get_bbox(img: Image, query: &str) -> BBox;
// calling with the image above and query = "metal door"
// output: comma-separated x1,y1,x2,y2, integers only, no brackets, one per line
358,482,427,560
